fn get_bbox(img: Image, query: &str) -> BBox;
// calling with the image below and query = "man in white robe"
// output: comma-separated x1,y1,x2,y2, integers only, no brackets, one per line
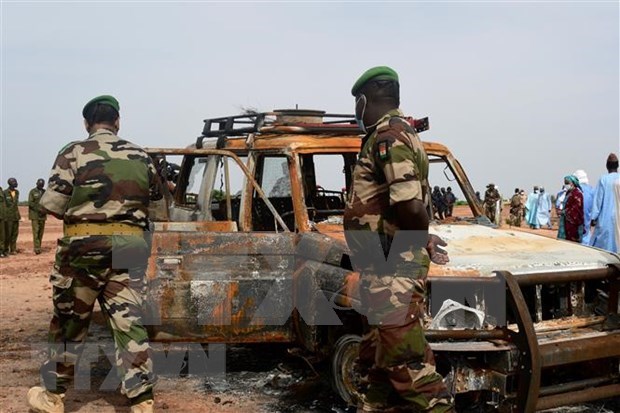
536,187,552,229
591,153,619,253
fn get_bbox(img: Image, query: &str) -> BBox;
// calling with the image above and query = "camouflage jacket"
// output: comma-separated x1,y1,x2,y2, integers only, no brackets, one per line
0,186,5,221
484,188,501,207
3,188,21,221
344,109,430,266
28,187,47,220
40,128,162,228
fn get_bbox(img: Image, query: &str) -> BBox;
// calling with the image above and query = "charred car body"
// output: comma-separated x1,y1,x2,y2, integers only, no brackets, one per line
145,110,620,412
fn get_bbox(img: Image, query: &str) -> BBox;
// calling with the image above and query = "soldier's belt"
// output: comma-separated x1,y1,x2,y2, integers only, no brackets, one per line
64,223,144,237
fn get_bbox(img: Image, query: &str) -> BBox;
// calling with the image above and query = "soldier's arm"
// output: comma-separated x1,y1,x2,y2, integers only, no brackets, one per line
376,126,449,264
40,145,76,219
375,128,429,237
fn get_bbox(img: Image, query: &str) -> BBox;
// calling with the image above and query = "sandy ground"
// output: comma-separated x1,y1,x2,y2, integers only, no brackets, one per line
0,205,613,413
0,208,285,413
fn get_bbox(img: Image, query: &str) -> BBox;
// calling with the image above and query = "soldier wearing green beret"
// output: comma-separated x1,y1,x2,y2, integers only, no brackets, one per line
28,95,161,413
345,66,454,412
4,177,21,255
0,184,6,257
28,178,47,254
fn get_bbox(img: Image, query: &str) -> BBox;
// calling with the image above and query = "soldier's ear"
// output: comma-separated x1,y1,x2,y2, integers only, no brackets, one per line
83,119,90,132
115,117,120,131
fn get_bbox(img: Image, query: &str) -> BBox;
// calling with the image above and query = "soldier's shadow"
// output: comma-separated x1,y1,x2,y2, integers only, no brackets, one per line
63,313,133,412
63,389,128,413
67,350,132,412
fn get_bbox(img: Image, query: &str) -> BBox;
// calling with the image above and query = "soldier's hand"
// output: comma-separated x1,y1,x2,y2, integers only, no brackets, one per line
427,234,449,265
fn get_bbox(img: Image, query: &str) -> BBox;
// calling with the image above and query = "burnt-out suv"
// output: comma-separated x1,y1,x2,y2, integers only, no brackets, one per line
145,110,620,412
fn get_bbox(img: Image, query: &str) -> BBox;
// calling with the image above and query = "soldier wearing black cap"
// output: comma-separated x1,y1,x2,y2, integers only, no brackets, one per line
344,67,454,412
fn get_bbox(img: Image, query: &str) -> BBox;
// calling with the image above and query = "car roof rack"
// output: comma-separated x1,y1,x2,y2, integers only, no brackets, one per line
196,109,429,148
201,113,269,138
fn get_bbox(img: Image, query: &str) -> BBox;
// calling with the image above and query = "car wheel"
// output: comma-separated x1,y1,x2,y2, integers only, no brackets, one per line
330,334,362,406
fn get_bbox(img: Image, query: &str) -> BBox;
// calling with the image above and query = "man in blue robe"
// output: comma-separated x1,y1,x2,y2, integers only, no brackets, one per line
590,153,619,253
525,186,539,228
536,187,552,229
614,175,620,250
573,170,595,246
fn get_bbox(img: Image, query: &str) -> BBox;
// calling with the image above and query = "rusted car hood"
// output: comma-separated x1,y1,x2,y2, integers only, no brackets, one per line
314,222,620,277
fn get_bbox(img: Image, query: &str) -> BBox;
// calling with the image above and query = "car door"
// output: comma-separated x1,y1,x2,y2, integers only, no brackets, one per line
144,148,296,343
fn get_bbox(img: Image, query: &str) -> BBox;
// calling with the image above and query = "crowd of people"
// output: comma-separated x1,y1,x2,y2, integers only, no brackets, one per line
9,81,618,413
492,153,619,254
0,177,48,257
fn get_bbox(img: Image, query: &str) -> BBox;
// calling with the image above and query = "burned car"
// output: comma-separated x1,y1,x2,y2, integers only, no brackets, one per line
145,110,620,412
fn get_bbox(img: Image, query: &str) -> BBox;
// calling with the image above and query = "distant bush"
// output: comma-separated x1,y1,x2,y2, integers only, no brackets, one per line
455,200,468,206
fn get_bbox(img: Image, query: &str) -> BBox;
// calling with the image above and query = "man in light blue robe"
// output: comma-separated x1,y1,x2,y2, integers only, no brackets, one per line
536,187,552,229
590,153,619,253
573,170,595,246
614,174,620,250
525,186,539,228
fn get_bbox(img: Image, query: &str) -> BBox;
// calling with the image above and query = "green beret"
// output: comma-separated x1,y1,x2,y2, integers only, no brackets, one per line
351,66,399,96
82,95,120,118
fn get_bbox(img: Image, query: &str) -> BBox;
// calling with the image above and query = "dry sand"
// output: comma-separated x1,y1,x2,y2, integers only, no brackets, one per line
0,205,608,413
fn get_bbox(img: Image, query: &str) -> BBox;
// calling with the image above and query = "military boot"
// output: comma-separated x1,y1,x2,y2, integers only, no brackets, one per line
130,399,154,413
27,386,64,413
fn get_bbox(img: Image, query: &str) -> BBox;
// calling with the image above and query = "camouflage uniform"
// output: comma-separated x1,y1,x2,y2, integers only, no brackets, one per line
28,186,47,253
344,109,453,412
269,176,292,197
269,160,292,197
0,187,6,256
38,128,161,404
509,193,523,227
483,186,500,223
4,187,21,254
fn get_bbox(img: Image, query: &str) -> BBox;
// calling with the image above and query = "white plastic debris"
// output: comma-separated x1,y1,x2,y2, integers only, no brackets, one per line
429,299,486,330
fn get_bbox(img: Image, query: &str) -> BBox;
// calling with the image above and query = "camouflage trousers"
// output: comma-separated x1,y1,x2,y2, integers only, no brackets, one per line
357,266,454,413
40,234,155,402
0,219,5,254
484,205,496,224
509,209,522,227
31,219,46,252
4,220,18,253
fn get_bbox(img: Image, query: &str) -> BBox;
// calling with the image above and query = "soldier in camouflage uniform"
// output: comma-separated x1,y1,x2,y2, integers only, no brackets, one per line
4,178,21,254
483,183,501,223
344,66,454,413
509,188,523,227
28,95,162,413
0,185,6,257
29,178,47,254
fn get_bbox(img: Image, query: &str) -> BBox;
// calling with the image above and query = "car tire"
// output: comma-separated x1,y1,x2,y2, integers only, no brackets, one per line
330,333,362,406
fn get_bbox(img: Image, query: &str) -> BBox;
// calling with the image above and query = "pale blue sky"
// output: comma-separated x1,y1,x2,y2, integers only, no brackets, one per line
1,2,618,199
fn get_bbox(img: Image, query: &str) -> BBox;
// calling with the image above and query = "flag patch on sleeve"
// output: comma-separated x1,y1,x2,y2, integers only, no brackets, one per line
377,141,390,161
